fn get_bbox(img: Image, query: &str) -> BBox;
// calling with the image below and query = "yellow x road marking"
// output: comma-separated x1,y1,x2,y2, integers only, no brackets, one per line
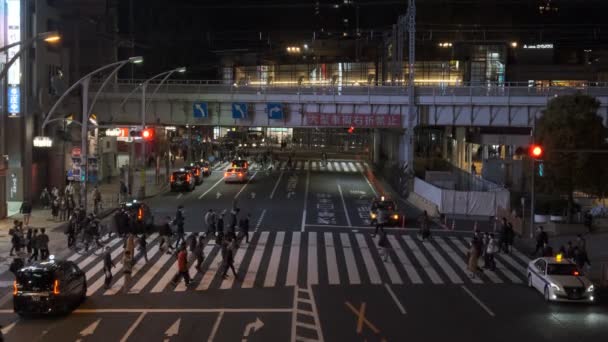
345,301,380,335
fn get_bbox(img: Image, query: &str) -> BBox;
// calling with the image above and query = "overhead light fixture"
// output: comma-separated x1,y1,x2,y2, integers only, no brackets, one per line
176,67,187,73
40,31,61,43
510,41,518,48
129,56,144,64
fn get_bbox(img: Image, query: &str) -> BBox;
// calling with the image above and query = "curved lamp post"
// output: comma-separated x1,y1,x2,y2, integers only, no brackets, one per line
39,56,143,210
0,31,61,82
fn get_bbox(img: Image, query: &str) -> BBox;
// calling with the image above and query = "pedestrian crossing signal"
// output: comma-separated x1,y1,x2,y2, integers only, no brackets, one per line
347,126,355,134
538,162,544,177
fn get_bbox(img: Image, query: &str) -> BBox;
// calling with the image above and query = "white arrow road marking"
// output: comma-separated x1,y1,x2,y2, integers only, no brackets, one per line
164,318,181,339
216,192,222,199
250,192,256,199
75,318,101,341
243,318,264,338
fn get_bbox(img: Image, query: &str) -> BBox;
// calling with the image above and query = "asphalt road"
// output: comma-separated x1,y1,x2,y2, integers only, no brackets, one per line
1,159,607,341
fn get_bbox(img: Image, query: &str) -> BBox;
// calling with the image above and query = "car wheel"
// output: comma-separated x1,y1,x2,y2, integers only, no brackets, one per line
544,286,551,302
528,274,533,288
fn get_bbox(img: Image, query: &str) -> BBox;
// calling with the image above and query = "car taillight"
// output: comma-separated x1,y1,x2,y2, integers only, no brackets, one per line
13,281,18,295
138,208,144,220
170,175,175,182
393,214,399,220
238,173,243,177
225,172,229,177
53,280,60,295
573,271,580,276
187,174,191,182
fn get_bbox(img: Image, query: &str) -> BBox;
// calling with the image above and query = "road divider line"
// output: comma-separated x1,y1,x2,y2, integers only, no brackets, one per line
119,311,147,342
207,311,224,342
461,285,495,317
301,171,310,232
1,320,17,335
234,171,257,199
254,209,266,232
199,177,224,199
176,193,183,199
362,173,378,197
337,184,352,227
384,283,407,314
269,171,284,199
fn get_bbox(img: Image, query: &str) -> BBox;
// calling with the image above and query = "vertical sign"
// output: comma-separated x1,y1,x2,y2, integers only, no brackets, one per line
7,0,21,117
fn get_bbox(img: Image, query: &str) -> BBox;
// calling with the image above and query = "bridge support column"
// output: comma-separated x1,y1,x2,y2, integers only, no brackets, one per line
372,129,381,164
398,129,415,169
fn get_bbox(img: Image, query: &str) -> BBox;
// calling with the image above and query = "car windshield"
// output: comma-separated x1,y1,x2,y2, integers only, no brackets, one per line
172,172,188,181
16,269,54,291
371,201,396,211
547,263,580,276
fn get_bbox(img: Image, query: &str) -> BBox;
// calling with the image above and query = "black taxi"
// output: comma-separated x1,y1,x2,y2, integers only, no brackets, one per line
170,169,196,192
195,160,212,176
184,164,204,185
13,258,87,316
121,199,155,233
231,159,249,171
369,196,401,226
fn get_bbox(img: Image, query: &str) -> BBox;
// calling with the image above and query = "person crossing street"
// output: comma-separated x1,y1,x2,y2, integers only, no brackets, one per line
171,244,191,287
103,246,115,289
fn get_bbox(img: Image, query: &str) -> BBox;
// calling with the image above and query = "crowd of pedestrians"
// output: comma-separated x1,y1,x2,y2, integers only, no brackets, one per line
8,220,51,276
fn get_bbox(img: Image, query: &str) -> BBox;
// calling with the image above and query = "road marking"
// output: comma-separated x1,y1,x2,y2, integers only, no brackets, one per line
72,308,292,314
340,162,350,173
199,177,224,199
354,162,364,172
263,232,285,287
304,160,309,171
345,302,380,334
402,235,444,284
177,193,183,199
324,233,340,285
235,171,258,199
83,239,127,292
362,174,378,197
301,171,310,232
130,245,173,294
327,162,334,171
494,249,527,276
207,312,223,342
371,238,403,285
337,184,352,227
307,232,319,285
0,291,12,307
461,285,495,317
435,237,482,284
384,283,406,314
254,209,266,232
77,237,122,270
269,171,284,199
197,249,223,291
296,161,302,170
285,232,301,286
220,241,248,289
1,321,17,335
119,311,147,342
340,233,361,284
355,234,381,284
107,243,161,295
175,244,216,292
387,235,422,284
333,162,341,172
242,232,269,288
419,238,463,284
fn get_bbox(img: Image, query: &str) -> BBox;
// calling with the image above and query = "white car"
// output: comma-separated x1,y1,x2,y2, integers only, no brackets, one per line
224,167,248,183
527,256,595,303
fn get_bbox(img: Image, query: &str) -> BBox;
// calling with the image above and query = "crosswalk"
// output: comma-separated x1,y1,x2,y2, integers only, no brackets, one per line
211,160,370,173
67,231,531,296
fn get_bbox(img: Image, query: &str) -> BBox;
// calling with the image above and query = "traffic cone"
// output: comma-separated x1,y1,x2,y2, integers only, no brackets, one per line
451,219,456,231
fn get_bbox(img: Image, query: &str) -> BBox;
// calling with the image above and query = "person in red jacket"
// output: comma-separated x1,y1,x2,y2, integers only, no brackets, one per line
171,243,191,287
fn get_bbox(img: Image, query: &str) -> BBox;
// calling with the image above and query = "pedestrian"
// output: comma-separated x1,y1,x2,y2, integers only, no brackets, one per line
119,181,128,203
67,196,75,221
20,200,32,226
121,250,133,293
194,235,206,271
59,196,67,221
204,209,215,235
9,221,22,257
124,233,135,259
159,216,174,254
28,229,39,262
576,234,587,252
484,233,498,271
40,188,51,209
222,239,238,279
499,217,509,253
506,222,515,253
533,226,548,257
467,235,482,278
8,220,19,256
239,214,250,243
39,228,50,260
51,186,59,201
171,245,191,287
377,230,390,262
93,186,102,214
566,241,575,259
372,207,387,237
173,205,186,249
137,234,148,262
9,256,25,277
217,212,225,236
103,246,115,289
25,226,33,255
66,215,77,248
51,197,59,222
418,210,431,241
229,207,239,234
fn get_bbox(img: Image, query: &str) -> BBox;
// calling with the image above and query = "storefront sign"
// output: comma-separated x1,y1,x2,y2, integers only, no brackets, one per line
523,44,553,49
7,0,21,117
71,147,81,157
305,113,401,128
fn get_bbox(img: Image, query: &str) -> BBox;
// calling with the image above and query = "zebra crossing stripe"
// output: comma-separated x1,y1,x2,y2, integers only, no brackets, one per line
435,237,482,284
175,244,215,292
355,162,364,172
402,236,444,284
324,233,340,285
355,234,381,284
387,235,422,284
307,232,319,285
242,232,269,288
347,162,357,172
311,161,317,171
107,242,162,295
419,238,463,284
130,244,173,294
77,237,122,270
509,247,531,265
340,162,350,172
495,251,527,276
220,242,248,289
333,162,341,172
83,239,127,295
370,237,403,285
448,237,502,284
296,161,302,170
285,232,301,286
340,233,361,284
197,249,223,291
326,162,334,171
304,160,309,171
263,232,285,288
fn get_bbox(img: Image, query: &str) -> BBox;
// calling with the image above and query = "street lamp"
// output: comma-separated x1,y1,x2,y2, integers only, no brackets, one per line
38,56,143,211
0,31,61,83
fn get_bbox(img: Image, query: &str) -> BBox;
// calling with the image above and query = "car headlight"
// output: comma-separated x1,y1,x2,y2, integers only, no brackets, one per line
550,283,561,292
392,214,399,220
587,285,594,293
370,213,377,219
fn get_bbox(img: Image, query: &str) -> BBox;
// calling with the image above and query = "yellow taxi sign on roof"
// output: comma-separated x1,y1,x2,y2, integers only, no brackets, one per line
556,253,563,262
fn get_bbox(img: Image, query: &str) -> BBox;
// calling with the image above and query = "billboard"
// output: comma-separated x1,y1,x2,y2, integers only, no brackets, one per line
6,0,20,117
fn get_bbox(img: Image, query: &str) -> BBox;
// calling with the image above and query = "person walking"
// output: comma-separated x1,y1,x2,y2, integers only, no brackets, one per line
194,235,206,271
38,228,50,260
499,217,509,253
372,207,387,237
93,186,102,214
222,239,238,279
187,232,199,253
484,233,499,271
171,245,191,287
418,210,431,241
66,215,77,248
9,220,21,256
51,197,59,222
25,227,33,256
28,229,39,262
124,233,136,262
533,226,548,257
103,246,115,289
121,250,133,293
173,206,186,249
239,214,250,243
40,188,51,209
19,200,32,226
467,236,482,278
58,196,67,221
137,234,148,263
159,216,174,254
217,213,225,236
229,207,240,236
204,209,215,235
377,230,390,262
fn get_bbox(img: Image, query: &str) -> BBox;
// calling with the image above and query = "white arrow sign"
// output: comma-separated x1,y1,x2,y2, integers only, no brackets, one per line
269,106,281,115
165,318,181,338
195,104,207,116
235,105,245,117
243,318,264,338
76,318,101,341
216,192,222,199
250,192,256,199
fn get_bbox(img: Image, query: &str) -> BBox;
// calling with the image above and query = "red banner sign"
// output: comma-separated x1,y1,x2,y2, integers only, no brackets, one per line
305,113,401,128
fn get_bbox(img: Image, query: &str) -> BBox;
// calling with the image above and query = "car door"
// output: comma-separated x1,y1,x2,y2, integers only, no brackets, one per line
533,259,547,291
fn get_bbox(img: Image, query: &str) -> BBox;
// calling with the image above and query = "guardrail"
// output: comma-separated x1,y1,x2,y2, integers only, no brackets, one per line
91,80,608,98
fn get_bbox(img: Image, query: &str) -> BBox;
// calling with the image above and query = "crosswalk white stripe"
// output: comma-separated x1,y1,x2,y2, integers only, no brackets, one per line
242,232,270,288
77,237,122,270
370,237,403,285
307,232,319,285
495,251,527,276
107,242,162,295
296,161,302,170
509,247,531,265
436,237,483,284
387,235,422,284
347,162,357,172
355,162,364,172
333,162,341,172
175,244,216,292
285,232,301,286
220,243,248,289
311,161,317,171
326,162,333,171
280,161,287,170
450,237,503,283
418,238,463,284
319,161,326,170
304,160,309,171
354,234,381,284
197,249,223,291
340,233,361,284
340,162,350,172
324,233,340,285
402,236,444,284
130,244,173,294
263,232,285,287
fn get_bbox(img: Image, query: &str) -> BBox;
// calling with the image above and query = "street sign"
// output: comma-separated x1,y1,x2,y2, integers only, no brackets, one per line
33,136,53,147
267,103,283,119
193,102,209,118
232,103,248,119
71,147,81,157
8,85,20,116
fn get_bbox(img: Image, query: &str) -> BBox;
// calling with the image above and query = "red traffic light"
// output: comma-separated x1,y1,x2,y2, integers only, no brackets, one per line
141,128,154,140
529,144,543,158
347,126,355,134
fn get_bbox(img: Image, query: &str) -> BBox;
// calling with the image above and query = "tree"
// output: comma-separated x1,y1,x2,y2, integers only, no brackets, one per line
536,94,608,220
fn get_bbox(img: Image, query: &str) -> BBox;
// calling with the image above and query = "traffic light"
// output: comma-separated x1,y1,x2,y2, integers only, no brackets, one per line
529,144,543,159
347,126,355,134
141,128,154,141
